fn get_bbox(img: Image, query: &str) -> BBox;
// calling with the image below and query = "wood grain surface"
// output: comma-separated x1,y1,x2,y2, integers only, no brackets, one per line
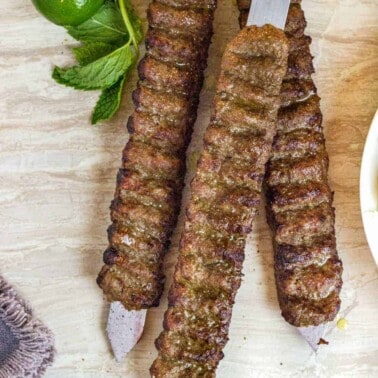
1,0,377,377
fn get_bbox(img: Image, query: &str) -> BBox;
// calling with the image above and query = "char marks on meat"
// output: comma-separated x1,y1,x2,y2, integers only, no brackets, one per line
97,0,217,310
150,25,289,377
238,0,343,327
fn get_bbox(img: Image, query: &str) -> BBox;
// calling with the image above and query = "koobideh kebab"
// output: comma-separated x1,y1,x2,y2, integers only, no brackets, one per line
238,0,343,349
97,0,217,360
151,20,289,376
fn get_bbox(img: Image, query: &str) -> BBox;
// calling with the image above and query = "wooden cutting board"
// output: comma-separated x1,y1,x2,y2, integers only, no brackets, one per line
1,0,377,376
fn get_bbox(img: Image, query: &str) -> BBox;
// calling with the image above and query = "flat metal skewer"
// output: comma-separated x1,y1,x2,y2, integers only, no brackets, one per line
298,324,328,351
107,302,146,362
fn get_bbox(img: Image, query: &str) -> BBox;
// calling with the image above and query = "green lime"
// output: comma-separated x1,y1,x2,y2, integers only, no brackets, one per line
32,0,105,26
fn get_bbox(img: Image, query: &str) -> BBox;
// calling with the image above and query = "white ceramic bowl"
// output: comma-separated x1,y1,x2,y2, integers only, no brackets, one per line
360,110,378,265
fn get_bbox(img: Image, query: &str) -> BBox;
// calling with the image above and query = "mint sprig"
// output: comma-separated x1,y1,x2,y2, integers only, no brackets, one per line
52,0,142,124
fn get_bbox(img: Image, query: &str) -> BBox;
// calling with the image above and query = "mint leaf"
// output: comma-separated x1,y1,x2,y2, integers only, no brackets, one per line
92,75,126,124
72,42,115,66
66,1,128,46
52,44,133,90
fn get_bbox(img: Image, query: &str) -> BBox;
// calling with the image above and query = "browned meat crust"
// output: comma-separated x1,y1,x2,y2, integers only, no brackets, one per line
238,0,343,327
150,25,288,377
97,0,217,310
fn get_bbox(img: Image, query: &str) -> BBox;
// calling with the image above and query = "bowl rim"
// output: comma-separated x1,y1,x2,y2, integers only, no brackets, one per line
359,110,378,266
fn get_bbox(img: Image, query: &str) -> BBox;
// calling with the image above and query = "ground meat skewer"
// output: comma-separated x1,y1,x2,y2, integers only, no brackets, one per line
238,0,343,327
151,25,289,377
97,0,217,310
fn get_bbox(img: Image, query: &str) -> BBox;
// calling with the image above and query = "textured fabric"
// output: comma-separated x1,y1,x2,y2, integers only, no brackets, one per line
0,275,55,378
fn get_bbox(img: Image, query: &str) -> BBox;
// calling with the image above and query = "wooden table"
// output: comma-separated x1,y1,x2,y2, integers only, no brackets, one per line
1,0,377,376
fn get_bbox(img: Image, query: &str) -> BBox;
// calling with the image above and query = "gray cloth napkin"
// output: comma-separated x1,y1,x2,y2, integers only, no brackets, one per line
0,275,55,377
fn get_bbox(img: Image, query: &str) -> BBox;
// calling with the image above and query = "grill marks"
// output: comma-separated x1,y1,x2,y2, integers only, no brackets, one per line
151,26,288,377
238,0,343,327
148,2,214,35
97,0,216,310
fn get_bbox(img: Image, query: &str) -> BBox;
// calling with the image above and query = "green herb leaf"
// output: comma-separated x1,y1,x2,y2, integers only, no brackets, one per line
66,1,128,46
72,42,116,66
50,0,143,123
52,44,133,90
92,74,126,124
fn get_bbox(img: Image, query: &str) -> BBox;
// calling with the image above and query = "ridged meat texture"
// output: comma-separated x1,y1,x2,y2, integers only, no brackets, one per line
238,0,343,327
97,0,217,310
151,25,288,377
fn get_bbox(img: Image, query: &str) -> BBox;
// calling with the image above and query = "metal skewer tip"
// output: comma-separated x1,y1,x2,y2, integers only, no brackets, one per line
247,0,290,29
297,323,328,352
106,302,147,362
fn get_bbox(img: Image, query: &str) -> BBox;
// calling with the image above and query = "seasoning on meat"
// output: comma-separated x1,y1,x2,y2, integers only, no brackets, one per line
97,0,217,310
238,0,343,327
150,25,289,377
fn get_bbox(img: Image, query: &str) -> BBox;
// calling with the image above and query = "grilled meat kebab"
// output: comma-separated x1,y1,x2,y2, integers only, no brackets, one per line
97,0,217,310
151,25,289,377
238,0,343,327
